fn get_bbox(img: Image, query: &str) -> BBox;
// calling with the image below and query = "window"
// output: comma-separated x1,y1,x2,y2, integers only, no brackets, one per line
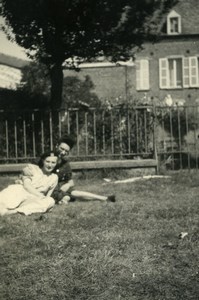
167,10,181,35
159,56,199,89
136,59,150,91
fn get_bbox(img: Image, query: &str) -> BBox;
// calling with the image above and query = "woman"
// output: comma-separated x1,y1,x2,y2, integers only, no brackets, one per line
0,151,58,216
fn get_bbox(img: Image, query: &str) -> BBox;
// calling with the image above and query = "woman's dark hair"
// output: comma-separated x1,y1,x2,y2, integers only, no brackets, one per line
57,135,75,149
38,151,58,169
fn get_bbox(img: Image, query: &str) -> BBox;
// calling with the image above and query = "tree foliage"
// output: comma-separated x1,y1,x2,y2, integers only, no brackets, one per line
21,62,51,97
20,61,100,108
0,0,178,108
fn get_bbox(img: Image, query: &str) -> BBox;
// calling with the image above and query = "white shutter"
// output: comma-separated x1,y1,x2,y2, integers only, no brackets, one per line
183,57,190,87
189,56,198,87
141,59,149,90
159,58,168,88
136,59,149,90
136,60,141,90
183,56,199,87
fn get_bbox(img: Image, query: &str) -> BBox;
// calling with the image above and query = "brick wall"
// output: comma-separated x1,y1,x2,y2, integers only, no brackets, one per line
132,38,199,104
63,65,132,104
63,37,199,105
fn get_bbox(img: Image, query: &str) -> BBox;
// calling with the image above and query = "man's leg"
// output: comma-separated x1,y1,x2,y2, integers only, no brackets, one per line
71,190,115,202
52,187,74,204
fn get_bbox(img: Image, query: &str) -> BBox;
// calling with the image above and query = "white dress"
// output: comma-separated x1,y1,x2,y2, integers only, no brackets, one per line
0,164,58,216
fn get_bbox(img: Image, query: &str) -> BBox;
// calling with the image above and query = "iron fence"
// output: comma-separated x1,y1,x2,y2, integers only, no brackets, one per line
154,105,199,170
1,105,199,169
0,106,154,163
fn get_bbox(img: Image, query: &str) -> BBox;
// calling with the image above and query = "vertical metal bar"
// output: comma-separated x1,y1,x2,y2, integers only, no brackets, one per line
5,119,9,159
119,110,123,156
136,109,139,154
41,113,45,153
144,109,147,154
58,111,62,138
185,107,190,170
14,119,18,161
177,107,182,169
127,107,131,154
169,108,174,170
110,110,114,155
162,108,166,159
49,111,53,150
194,107,198,169
139,110,143,155
196,105,199,170
153,105,158,173
93,110,97,155
102,110,105,155
23,117,27,159
76,110,80,156
85,112,88,155
32,112,36,158
67,110,70,135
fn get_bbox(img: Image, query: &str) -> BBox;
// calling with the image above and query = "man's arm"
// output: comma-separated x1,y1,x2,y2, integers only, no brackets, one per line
60,179,75,192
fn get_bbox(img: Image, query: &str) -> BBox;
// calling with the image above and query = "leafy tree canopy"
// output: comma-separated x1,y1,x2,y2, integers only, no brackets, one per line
0,0,178,108
1,0,177,63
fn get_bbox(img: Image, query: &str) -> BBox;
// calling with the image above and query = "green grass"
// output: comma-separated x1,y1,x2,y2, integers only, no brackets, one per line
0,172,199,300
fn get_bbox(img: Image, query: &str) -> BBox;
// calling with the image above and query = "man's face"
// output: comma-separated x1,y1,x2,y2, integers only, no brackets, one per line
57,142,70,160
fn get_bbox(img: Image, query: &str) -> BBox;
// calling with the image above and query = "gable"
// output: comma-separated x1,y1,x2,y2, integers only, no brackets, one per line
161,0,199,35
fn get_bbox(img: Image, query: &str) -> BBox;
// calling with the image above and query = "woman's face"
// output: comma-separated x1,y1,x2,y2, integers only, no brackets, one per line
42,156,58,174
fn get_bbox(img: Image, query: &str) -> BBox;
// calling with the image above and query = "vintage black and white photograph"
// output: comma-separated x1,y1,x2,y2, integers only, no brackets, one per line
0,0,199,299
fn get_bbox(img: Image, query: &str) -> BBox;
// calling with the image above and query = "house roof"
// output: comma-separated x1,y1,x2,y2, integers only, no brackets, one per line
0,53,29,69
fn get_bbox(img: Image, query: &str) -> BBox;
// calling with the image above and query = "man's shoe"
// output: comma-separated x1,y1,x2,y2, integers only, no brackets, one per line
60,195,70,204
107,195,116,202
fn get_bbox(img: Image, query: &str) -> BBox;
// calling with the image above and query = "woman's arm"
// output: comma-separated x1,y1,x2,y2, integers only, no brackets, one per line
23,178,45,198
46,177,58,197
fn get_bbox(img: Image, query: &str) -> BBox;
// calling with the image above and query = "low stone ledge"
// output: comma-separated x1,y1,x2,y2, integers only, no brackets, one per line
0,159,158,174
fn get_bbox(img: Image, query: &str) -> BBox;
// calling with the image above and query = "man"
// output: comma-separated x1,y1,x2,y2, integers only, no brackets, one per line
52,135,116,204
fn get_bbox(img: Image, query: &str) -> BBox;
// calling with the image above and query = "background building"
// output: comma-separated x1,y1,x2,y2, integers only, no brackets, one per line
64,0,199,106
1,0,199,106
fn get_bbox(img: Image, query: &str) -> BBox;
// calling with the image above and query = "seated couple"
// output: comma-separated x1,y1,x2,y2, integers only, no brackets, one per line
0,136,115,216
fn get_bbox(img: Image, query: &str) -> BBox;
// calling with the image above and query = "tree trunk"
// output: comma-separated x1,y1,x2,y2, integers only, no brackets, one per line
49,62,63,109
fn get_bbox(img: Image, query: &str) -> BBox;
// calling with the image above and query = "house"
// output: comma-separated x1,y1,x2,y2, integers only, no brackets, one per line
63,0,199,106
0,53,28,90
133,0,199,105
1,0,199,106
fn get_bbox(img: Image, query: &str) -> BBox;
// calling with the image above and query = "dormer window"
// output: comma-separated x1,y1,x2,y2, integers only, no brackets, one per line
167,10,181,35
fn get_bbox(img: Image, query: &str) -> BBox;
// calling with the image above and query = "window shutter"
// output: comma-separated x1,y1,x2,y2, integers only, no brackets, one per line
159,58,168,88
183,57,190,87
136,59,149,91
142,60,150,90
136,60,141,90
189,56,198,87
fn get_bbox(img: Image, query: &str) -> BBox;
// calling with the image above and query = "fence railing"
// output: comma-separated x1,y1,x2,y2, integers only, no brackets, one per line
1,105,199,169
154,105,199,170
0,106,154,162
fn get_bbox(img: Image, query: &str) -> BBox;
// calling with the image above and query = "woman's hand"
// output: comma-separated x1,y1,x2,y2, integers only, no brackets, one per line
23,178,45,198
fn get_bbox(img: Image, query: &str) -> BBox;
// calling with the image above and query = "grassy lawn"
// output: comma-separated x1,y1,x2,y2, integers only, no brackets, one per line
0,172,199,300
